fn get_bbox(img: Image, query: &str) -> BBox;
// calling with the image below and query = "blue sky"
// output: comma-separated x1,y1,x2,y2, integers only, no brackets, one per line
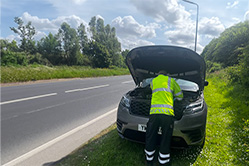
1,0,249,53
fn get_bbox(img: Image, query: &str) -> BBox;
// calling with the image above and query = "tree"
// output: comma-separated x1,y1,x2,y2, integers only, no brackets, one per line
0,39,26,66
96,18,105,42
77,23,88,53
87,17,122,67
201,21,249,67
105,24,111,38
85,41,111,68
10,17,36,54
89,16,97,40
106,27,122,66
239,45,249,87
58,22,81,65
37,33,62,65
121,49,130,60
0,39,19,52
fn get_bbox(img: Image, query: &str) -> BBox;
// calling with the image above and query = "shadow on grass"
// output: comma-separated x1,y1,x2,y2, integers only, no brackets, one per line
44,126,203,166
222,84,249,165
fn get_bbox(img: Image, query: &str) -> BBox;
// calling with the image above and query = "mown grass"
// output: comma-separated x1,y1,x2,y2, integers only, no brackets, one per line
0,65,130,83
49,71,248,166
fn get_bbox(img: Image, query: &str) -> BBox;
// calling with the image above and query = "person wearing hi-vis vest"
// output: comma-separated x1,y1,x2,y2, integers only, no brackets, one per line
145,70,183,166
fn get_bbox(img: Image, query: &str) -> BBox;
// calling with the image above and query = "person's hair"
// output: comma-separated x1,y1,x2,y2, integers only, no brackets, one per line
158,70,168,75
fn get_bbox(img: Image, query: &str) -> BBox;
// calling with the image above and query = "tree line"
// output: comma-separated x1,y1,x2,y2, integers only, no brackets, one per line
201,20,249,89
1,16,130,68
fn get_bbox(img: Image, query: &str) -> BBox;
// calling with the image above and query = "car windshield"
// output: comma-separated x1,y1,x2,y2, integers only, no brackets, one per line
141,77,199,92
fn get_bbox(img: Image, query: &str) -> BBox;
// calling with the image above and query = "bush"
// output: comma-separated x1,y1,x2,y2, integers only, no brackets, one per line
0,50,53,66
226,45,249,89
206,60,223,73
76,53,91,66
226,66,241,83
28,53,52,66
1,51,28,66
238,46,249,88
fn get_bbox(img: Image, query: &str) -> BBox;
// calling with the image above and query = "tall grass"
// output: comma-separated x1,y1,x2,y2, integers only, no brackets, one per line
0,65,129,83
51,71,248,166
195,72,248,165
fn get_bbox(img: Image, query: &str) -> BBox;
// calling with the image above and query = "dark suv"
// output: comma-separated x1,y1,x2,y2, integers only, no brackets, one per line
117,45,208,148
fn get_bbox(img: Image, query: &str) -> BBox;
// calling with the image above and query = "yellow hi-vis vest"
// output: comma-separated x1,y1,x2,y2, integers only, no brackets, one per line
150,75,183,116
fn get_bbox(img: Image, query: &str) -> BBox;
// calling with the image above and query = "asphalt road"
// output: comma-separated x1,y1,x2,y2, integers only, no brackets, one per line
1,75,134,165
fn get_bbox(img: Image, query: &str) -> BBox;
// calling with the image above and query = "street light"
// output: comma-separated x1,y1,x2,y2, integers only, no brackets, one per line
182,0,199,52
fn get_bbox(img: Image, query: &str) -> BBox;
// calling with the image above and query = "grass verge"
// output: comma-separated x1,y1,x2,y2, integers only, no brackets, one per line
0,65,130,83
51,71,248,166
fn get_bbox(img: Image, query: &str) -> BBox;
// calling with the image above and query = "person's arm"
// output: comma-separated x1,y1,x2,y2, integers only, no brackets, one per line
173,80,183,101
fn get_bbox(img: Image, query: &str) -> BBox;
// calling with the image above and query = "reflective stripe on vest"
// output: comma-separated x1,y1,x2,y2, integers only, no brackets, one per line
150,108,174,115
174,91,183,97
174,91,183,101
152,87,173,94
151,104,173,109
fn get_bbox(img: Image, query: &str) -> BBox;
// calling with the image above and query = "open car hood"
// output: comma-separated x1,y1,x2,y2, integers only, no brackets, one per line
126,45,207,91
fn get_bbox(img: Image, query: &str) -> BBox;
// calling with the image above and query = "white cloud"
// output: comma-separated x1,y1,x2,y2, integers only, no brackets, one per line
244,11,249,20
112,16,158,50
96,15,104,21
199,17,225,37
34,31,47,41
44,0,88,16
45,0,87,6
226,0,239,9
232,17,241,23
165,29,194,45
196,43,204,54
130,0,191,25
112,16,159,38
21,12,58,33
20,12,88,40
5,35,21,42
52,15,88,29
118,36,154,50
164,28,204,53
72,0,87,5
129,0,206,51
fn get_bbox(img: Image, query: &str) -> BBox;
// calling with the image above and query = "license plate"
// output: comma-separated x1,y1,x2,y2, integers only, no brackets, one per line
138,124,147,132
138,124,162,134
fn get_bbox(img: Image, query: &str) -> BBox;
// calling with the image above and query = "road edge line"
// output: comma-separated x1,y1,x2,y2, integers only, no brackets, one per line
2,108,117,166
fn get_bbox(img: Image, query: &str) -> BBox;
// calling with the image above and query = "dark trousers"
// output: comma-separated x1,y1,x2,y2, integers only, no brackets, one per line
145,114,174,166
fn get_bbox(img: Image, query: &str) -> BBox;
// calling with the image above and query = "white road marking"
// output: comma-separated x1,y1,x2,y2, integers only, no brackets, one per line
2,108,117,166
122,80,133,84
0,93,57,105
25,103,64,114
65,84,109,93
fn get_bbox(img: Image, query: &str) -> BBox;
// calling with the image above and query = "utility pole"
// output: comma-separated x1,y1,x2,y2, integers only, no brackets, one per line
182,0,199,52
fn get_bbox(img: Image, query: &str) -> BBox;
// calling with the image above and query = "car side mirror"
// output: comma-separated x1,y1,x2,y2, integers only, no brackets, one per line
204,80,209,86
